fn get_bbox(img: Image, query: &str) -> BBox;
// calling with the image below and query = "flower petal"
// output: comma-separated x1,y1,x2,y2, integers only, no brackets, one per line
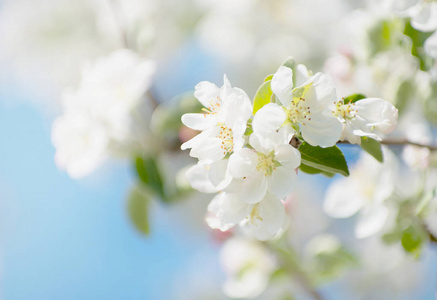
324,179,366,218
181,113,213,131
411,2,437,32
249,132,277,154
185,164,217,193
239,173,268,204
275,144,301,169
252,103,286,133
191,137,225,163
209,159,233,190
268,166,297,198
247,194,285,241
206,194,234,231
271,66,294,107
194,81,220,108
354,98,398,135
355,204,389,239
220,193,253,224
294,64,313,87
301,112,342,147
425,31,437,58
228,148,258,178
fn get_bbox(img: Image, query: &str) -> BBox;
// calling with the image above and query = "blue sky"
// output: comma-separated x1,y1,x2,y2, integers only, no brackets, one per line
0,80,223,299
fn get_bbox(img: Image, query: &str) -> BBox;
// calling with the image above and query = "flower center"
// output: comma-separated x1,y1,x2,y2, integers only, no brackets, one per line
256,151,280,176
332,100,357,120
286,98,312,125
249,203,263,225
202,96,222,116
218,124,234,154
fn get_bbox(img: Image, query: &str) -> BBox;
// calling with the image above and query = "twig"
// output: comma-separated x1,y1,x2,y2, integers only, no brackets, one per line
421,221,437,244
266,243,325,300
146,89,160,109
107,0,131,49
337,138,437,151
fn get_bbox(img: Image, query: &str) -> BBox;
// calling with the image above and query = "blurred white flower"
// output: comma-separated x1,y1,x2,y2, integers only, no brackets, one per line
409,1,437,32
398,107,433,170
425,31,437,58
324,149,397,238
381,0,437,31
52,49,156,178
380,0,420,15
269,65,343,147
219,236,276,298
343,236,425,299
184,164,218,193
333,97,398,144
52,114,109,179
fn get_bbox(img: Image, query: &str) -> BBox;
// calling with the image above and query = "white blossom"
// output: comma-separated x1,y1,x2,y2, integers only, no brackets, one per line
52,113,109,179
52,49,156,178
206,192,286,241
324,149,397,238
219,236,276,298
332,97,398,144
181,75,252,164
228,130,301,204
268,65,343,147
425,31,437,58
410,1,437,32
382,0,437,31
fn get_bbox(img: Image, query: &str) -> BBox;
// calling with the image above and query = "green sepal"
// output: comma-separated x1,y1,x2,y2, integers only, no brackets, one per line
401,224,426,257
343,93,366,104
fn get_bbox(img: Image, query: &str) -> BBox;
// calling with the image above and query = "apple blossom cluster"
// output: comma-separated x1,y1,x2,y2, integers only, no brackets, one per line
181,62,398,241
52,49,156,178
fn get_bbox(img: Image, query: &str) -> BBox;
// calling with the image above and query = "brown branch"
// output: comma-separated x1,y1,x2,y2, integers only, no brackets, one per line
337,138,437,151
146,89,160,109
108,0,131,49
421,221,437,244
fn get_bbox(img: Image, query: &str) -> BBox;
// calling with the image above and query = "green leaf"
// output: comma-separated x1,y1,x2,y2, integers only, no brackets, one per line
253,80,273,114
135,156,165,200
127,185,151,235
393,79,415,115
298,142,349,177
404,20,434,71
360,137,383,162
424,82,437,126
367,18,403,57
299,163,335,178
343,93,366,104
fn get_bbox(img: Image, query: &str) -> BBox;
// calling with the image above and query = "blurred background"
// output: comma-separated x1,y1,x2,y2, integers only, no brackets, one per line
1,0,437,299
